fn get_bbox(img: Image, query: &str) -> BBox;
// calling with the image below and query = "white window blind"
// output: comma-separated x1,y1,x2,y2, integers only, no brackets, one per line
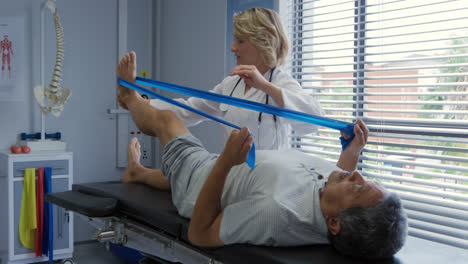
288,0,468,249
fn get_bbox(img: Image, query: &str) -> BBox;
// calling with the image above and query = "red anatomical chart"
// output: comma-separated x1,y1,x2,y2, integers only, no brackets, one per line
0,34,14,80
0,17,25,101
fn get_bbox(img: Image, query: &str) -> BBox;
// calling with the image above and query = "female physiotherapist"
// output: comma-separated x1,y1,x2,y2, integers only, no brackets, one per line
131,7,324,150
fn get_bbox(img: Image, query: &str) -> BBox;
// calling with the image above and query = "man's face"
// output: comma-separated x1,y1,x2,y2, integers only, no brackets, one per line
321,170,386,215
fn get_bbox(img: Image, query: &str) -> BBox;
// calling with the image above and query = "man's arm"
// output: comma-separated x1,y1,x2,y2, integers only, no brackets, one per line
188,127,253,247
336,120,369,171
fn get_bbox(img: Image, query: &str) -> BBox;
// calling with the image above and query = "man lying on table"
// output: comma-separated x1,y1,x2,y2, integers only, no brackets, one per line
117,52,407,259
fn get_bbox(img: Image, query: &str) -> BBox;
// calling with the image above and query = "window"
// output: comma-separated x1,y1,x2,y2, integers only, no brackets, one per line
288,0,468,249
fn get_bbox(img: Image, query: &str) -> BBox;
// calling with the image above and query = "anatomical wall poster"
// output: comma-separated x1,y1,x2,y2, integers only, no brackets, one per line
0,17,25,101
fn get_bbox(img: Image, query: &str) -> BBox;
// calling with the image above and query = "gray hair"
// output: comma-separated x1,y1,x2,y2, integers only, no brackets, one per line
328,192,408,259
233,7,289,68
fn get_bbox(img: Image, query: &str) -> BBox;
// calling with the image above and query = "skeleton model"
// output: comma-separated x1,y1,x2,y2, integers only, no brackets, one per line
0,35,13,79
34,0,71,117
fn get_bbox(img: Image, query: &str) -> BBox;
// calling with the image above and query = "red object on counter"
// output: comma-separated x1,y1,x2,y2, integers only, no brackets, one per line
21,145,31,154
10,145,21,154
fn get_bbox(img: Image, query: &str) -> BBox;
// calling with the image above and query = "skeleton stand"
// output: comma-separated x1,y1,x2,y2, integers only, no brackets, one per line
20,0,67,151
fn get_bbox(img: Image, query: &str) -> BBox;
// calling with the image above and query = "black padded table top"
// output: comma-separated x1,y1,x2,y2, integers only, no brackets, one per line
73,181,186,238
50,181,404,264
46,190,117,217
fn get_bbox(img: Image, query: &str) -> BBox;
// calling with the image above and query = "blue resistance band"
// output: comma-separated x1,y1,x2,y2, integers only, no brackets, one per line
134,77,355,144
134,77,356,144
118,78,356,167
119,78,255,169
43,167,53,263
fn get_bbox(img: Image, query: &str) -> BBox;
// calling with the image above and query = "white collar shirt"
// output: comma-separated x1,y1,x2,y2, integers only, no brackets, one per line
219,149,339,246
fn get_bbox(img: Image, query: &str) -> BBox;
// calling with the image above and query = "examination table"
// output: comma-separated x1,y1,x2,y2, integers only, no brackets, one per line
46,181,402,264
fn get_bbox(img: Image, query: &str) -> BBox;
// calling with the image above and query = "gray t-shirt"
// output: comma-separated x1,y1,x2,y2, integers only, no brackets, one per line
162,134,339,246
219,149,338,246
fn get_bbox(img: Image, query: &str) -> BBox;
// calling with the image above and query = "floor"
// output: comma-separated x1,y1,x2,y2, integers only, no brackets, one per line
35,242,125,264
35,237,468,264
36,241,163,264
70,242,128,264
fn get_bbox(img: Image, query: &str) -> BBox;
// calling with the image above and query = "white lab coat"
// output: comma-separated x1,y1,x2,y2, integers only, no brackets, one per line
149,68,324,150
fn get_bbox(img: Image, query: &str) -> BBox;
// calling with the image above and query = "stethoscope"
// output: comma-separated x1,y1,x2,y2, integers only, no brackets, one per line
229,67,277,124
229,67,278,148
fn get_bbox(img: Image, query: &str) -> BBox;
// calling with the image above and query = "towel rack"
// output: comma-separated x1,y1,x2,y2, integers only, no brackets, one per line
17,167,64,172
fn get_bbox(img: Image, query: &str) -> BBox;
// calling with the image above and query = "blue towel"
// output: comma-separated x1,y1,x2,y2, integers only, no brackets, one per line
42,167,53,263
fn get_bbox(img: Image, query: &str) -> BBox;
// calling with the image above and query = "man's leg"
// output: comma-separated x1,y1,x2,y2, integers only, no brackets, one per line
122,137,170,191
117,51,189,147
117,51,188,190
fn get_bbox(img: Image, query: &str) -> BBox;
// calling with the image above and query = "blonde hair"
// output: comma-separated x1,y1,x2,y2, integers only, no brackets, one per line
233,7,289,68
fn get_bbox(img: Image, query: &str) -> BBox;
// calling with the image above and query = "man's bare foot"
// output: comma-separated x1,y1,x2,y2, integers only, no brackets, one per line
122,137,145,183
117,51,139,105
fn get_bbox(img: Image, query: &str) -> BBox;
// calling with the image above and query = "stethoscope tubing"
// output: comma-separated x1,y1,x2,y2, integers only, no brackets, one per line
229,67,277,123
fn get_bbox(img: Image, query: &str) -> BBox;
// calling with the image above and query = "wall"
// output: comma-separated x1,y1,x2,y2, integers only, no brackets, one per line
0,0,228,242
0,0,122,241
157,0,226,154
38,0,121,241
0,1,33,149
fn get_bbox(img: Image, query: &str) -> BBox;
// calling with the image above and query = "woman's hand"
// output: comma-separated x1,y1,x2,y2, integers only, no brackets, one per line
220,127,253,167
230,65,285,107
230,65,270,91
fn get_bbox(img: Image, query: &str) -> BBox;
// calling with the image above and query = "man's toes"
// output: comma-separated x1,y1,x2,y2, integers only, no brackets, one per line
118,58,125,72
129,51,136,64
128,137,137,150
135,141,141,152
